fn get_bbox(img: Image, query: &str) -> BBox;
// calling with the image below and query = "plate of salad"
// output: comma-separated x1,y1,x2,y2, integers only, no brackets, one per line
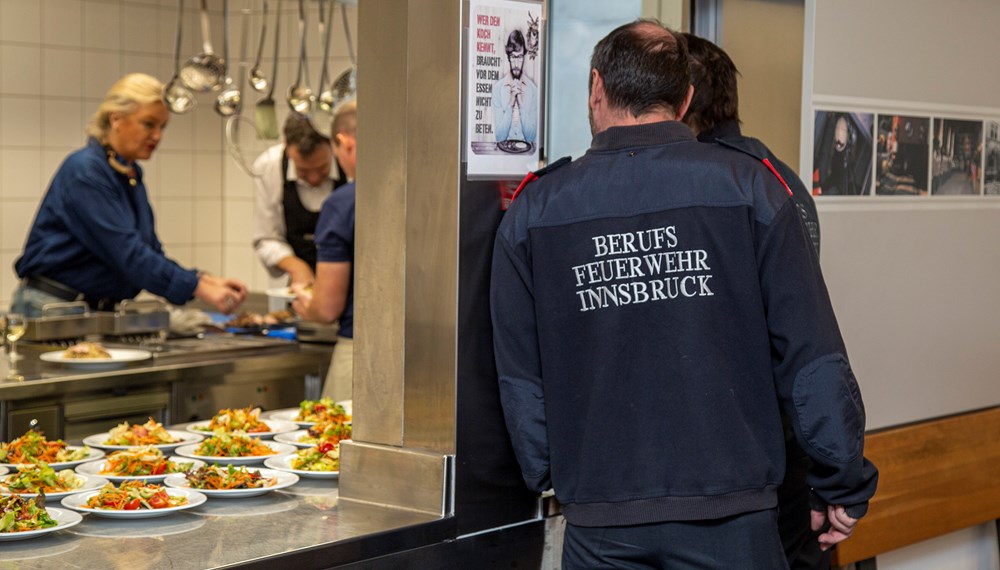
184,407,298,439
1,461,108,499
174,434,296,466
263,441,341,479
266,398,352,427
0,430,103,470
82,418,203,452
163,465,298,498
75,446,202,482
60,480,206,519
0,494,82,541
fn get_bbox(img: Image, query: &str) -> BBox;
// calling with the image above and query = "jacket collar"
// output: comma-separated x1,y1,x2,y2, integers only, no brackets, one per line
590,120,696,152
696,120,742,143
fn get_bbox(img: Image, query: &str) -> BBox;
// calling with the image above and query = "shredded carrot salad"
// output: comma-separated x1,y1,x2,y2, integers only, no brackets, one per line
196,407,270,434
194,434,275,457
101,446,193,477
0,431,88,465
103,418,180,446
85,481,186,510
185,465,276,490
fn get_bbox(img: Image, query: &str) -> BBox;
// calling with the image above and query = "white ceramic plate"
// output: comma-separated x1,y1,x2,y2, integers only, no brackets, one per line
272,430,315,448
265,400,352,427
75,457,204,483
0,447,104,471
81,430,203,452
183,419,299,439
0,507,83,542
1,472,109,500
39,348,152,369
265,287,296,300
60,487,207,519
163,467,299,498
264,408,316,428
173,441,296,466
263,454,339,479
0,466,7,477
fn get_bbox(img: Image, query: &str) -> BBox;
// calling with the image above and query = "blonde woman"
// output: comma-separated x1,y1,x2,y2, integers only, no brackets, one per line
12,73,246,317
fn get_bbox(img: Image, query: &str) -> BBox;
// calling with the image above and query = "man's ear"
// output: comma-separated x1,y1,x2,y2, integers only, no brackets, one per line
588,69,604,111
675,84,695,121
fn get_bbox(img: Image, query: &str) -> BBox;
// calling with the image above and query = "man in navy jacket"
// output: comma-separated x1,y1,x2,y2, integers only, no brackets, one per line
490,20,877,568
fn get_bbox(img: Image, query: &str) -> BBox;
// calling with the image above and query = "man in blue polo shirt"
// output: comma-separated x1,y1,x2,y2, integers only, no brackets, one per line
293,101,357,400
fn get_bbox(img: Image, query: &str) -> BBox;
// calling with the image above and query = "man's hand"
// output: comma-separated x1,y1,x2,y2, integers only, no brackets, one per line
811,505,859,551
290,282,314,318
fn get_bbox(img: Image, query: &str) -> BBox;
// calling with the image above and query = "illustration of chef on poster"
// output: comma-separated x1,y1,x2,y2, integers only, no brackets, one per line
466,0,543,177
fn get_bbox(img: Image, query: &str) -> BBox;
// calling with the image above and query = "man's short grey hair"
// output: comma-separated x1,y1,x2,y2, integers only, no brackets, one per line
331,100,357,146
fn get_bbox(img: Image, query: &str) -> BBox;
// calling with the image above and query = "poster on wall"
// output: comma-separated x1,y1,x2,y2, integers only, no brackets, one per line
929,118,984,196
812,110,874,196
875,114,930,196
987,121,1000,196
466,0,543,178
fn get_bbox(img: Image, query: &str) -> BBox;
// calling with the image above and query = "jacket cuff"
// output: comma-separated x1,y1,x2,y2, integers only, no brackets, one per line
163,269,200,305
844,502,869,519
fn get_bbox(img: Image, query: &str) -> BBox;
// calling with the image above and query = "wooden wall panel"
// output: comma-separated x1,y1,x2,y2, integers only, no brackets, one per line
833,406,1000,565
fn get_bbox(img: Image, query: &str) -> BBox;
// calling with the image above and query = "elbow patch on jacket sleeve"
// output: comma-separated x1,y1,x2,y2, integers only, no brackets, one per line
792,354,865,464
498,376,550,486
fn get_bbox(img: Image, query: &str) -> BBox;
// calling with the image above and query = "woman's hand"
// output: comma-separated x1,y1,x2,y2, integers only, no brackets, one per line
195,274,248,313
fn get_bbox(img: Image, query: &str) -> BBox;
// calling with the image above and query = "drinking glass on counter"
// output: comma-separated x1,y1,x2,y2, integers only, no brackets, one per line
1,313,26,381
3,313,26,362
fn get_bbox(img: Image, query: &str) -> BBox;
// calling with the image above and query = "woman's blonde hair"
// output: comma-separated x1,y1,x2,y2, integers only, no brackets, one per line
85,73,165,143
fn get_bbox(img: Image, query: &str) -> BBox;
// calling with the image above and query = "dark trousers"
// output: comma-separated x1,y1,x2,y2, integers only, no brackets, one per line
777,448,831,570
562,508,788,570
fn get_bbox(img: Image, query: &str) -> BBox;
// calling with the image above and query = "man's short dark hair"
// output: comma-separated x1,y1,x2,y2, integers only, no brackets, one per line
505,30,526,56
590,20,690,118
682,33,740,133
283,113,330,156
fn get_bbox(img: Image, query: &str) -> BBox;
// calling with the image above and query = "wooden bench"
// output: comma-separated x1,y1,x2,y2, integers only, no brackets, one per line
833,405,1000,565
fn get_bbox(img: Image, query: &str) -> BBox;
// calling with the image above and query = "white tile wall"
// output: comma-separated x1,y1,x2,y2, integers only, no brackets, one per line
0,0,358,305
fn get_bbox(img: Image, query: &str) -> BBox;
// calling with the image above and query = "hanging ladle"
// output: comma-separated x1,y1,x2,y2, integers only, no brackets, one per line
286,0,314,115
324,1,357,111
215,0,242,117
309,0,335,137
225,9,261,177
164,0,196,114
249,0,269,93
180,0,227,93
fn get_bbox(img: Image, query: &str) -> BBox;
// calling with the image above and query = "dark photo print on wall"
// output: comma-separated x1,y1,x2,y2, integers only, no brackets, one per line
985,121,1000,196
813,111,874,196
931,119,983,195
876,115,930,196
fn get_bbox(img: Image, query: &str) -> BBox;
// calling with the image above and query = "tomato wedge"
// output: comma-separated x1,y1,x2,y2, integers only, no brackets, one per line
148,492,169,509
151,462,167,475
123,498,141,510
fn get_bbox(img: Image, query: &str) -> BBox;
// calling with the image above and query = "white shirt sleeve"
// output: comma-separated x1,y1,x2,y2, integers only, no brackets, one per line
253,145,295,278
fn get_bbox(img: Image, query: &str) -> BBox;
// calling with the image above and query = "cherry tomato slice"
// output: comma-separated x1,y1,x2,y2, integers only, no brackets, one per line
317,442,334,454
123,498,141,510
148,493,169,509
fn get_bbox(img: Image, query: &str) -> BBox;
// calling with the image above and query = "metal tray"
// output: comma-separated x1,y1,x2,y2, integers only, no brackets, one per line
98,299,170,336
23,302,101,342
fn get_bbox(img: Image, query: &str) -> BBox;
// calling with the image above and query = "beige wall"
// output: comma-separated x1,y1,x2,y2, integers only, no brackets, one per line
717,0,804,169
0,0,356,309
641,0,689,29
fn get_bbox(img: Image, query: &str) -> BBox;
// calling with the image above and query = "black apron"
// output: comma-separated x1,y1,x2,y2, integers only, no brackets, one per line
281,150,348,269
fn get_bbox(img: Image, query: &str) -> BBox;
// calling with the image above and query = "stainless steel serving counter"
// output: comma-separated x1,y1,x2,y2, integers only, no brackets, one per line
0,338,455,569
0,478,447,569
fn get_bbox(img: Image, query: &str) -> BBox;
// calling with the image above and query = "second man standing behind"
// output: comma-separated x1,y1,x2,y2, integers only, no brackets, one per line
293,101,358,401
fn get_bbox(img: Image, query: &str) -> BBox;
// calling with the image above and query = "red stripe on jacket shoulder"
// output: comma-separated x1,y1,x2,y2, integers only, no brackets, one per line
510,172,539,203
761,158,794,197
